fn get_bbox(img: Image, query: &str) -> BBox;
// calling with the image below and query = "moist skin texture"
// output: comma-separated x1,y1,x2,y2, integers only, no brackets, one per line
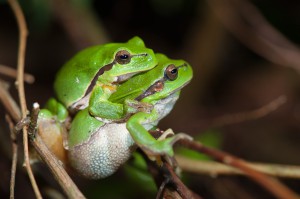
69,123,135,179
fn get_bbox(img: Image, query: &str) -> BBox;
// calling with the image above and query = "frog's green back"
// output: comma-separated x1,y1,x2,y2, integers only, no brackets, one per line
53,37,155,108
54,45,110,108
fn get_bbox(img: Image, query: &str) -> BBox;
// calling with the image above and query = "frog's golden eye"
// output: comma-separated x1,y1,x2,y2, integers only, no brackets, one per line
165,64,178,81
115,50,131,64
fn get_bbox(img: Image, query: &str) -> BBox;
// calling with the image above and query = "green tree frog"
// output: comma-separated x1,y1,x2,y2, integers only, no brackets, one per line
36,37,157,166
53,36,158,120
67,53,193,179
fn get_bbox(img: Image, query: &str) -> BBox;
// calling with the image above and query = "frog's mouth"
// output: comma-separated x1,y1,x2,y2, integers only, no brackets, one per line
135,79,191,101
115,72,136,83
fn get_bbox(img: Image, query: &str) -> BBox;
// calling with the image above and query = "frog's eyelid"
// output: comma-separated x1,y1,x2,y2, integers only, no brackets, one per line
176,63,188,69
131,53,148,57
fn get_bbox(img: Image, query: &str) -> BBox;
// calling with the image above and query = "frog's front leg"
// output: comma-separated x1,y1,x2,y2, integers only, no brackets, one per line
89,85,153,120
44,98,68,122
126,110,192,158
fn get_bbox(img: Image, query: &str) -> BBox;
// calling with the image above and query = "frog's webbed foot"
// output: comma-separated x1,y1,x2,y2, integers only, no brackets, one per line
157,128,175,140
142,130,193,163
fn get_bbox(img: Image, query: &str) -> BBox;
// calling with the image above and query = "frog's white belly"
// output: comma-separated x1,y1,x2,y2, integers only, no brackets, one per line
69,92,179,179
69,123,135,179
142,92,179,129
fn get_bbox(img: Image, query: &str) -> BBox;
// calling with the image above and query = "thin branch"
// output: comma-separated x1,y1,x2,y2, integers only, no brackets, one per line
0,64,35,84
176,155,300,179
165,163,202,199
208,0,300,72
179,139,300,199
144,151,202,199
28,103,86,199
211,95,287,127
7,0,42,198
6,115,18,199
0,80,21,122
0,67,85,198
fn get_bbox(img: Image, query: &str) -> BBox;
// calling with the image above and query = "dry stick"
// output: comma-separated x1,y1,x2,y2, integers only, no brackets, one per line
176,155,300,179
0,81,21,122
144,152,202,199
209,0,300,72
164,163,202,199
32,135,85,199
7,0,42,198
211,95,287,127
0,64,35,84
0,85,86,198
6,115,18,199
28,103,86,199
179,140,300,199
0,77,84,199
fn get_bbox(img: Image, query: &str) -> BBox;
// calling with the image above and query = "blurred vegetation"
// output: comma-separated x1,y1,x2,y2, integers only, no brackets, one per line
1,0,300,198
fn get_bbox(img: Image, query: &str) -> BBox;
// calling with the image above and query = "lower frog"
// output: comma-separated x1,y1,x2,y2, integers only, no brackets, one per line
37,99,70,165
68,53,193,179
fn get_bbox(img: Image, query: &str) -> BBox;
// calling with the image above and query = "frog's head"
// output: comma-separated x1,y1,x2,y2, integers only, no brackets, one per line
97,36,158,83
109,53,193,104
135,53,193,102
54,36,157,108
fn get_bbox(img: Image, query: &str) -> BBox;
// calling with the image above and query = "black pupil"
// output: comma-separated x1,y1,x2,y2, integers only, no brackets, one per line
120,54,129,59
171,68,177,74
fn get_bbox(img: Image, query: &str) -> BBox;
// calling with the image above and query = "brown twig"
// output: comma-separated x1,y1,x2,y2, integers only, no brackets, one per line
7,0,42,198
6,115,18,199
0,86,84,199
165,163,202,199
145,152,202,199
176,155,300,179
211,95,287,127
0,64,35,84
0,69,86,198
208,0,300,72
0,80,21,122
179,139,300,199
28,103,86,199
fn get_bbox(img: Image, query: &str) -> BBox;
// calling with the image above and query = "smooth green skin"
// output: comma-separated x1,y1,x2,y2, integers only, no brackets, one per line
68,108,104,149
37,98,68,130
42,98,68,122
111,53,193,156
54,36,158,120
69,53,193,157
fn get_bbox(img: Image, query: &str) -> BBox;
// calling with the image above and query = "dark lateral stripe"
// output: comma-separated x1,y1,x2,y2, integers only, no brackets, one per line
83,62,114,97
135,79,165,101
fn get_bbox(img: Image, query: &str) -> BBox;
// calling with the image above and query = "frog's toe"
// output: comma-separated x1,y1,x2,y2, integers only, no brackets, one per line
140,133,193,158
169,133,193,145
140,141,174,157
157,128,175,140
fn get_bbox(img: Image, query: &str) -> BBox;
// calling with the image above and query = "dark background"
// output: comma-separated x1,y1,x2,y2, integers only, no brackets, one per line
1,0,300,198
